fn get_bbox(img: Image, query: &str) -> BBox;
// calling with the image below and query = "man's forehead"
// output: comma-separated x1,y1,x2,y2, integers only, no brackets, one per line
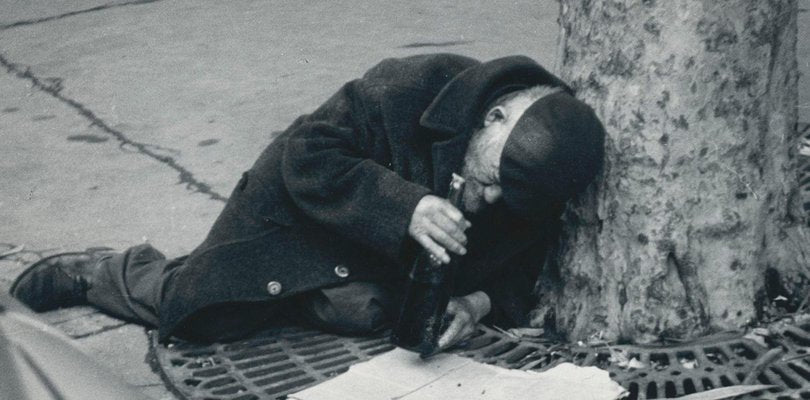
503,96,536,125
503,94,536,113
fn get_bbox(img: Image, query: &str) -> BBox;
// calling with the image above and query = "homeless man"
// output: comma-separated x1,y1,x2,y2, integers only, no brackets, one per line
11,53,605,349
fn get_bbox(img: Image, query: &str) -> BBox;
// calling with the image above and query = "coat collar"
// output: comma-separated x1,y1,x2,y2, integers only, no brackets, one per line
422,55,573,195
431,133,470,196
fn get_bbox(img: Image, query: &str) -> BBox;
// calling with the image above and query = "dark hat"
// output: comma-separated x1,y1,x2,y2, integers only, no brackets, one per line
420,55,573,137
499,91,606,221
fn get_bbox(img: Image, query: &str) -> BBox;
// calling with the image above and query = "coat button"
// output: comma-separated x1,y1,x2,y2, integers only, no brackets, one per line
266,281,282,296
334,265,350,278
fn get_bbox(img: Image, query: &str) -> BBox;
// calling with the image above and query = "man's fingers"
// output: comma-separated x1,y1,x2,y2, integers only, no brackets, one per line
439,203,470,228
408,195,470,262
438,308,475,349
414,234,449,264
438,313,464,349
433,214,467,245
427,222,466,256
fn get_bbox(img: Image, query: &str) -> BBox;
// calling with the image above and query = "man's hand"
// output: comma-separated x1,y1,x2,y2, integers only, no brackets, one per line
438,291,491,350
408,195,471,264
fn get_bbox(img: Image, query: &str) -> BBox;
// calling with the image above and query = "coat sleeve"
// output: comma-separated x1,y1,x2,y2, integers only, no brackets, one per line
281,81,431,261
469,209,556,328
480,242,547,328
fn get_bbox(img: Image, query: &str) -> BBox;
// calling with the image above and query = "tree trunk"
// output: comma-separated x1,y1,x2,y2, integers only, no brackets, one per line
533,0,808,344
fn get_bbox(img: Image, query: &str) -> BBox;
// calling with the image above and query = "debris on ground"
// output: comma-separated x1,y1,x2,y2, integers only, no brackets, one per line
0,244,25,260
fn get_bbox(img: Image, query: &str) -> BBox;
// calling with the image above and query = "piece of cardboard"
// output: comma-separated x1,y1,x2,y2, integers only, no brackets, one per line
289,348,627,400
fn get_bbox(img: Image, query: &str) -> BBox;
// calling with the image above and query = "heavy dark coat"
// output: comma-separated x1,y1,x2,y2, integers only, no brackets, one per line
159,53,570,341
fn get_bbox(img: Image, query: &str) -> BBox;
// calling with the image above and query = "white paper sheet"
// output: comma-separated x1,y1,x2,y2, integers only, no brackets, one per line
289,348,627,400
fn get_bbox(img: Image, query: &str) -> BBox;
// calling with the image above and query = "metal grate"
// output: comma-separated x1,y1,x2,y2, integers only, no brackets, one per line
751,323,810,400
148,325,563,400
149,319,810,400
579,333,777,399
148,327,395,400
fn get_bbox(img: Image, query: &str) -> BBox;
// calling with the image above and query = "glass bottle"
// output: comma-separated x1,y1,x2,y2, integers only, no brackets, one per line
392,173,465,358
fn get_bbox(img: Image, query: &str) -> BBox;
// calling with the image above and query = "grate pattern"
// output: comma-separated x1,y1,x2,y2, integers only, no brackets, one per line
148,325,556,400
750,322,810,400
578,333,776,399
149,327,396,400
151,320,810,400
569,318,810,399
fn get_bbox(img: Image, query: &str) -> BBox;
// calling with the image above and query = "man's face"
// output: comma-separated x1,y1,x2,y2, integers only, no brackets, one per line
461,95,536,213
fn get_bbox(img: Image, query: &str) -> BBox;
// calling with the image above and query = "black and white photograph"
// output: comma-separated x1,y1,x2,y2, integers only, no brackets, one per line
1,1,809,399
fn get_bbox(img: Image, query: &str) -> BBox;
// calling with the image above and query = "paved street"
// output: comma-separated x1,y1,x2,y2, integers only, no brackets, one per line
0,1,558,398
0,1,807,398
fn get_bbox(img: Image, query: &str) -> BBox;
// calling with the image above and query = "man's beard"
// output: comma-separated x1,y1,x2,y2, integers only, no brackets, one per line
459,128,491,214
460,162,484,214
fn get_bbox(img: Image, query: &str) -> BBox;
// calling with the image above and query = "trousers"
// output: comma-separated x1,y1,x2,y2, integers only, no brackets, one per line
85,244,398,342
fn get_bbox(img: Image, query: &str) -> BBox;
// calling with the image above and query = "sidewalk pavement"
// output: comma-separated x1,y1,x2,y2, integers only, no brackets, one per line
0,1,807,399
0,1,558,398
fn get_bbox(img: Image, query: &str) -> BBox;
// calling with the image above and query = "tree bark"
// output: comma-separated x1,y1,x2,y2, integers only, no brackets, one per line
533,0,808,344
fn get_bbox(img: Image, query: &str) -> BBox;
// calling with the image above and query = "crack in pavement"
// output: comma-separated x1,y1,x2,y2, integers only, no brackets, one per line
398,40,475,49
0,54,228,203
70,321,129,339
0,0,161,31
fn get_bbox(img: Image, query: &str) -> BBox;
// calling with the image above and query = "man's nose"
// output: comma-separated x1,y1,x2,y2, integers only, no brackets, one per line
483,185,502,204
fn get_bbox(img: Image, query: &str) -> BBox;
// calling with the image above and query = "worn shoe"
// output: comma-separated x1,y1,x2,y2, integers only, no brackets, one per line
9,249,114,312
